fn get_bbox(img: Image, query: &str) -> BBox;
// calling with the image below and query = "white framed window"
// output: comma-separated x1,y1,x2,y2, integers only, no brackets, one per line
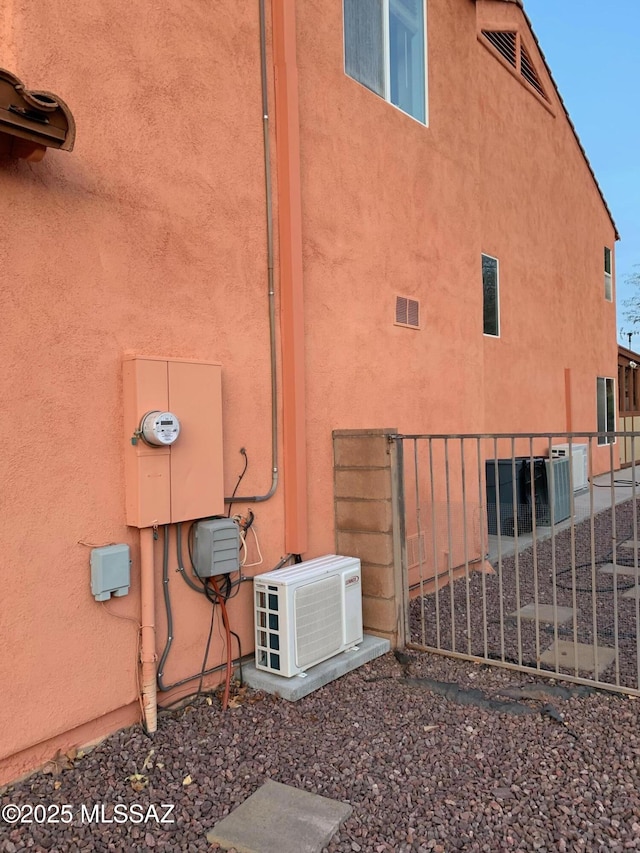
344,0,427,125
482,254,499,337
597,376,615,445
604,246,613,301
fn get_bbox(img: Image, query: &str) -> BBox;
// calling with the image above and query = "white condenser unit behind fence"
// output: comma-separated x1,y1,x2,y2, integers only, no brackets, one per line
254,555,363,677
551,444,588,492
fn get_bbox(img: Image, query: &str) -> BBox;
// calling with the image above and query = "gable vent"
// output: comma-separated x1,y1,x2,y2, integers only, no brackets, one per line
482,30,549,102
482,30,516,67
520,44,547,100
395,295,420,329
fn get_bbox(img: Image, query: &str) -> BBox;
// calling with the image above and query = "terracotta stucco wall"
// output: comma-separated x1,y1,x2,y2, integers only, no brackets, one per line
1,0,619,783
0,0,282,782
476,0,618,462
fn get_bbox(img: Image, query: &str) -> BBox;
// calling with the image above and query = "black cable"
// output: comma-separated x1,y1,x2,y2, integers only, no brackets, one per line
157,654,254,710
177,522,206,595
196,601,217,698
230,631,244,685
227,447,248,517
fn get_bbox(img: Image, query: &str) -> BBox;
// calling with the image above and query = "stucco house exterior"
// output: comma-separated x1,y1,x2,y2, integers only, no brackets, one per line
0,0,618,783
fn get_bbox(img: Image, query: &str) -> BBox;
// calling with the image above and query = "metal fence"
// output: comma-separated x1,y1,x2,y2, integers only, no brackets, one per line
390,432,640,696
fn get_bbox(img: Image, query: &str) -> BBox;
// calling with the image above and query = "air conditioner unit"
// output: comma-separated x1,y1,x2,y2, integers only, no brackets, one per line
254,555,363,677
551,444,588,492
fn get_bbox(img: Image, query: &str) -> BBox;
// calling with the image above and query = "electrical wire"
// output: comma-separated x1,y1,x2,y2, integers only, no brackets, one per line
196,601,218,698
177,522,206,594
100,601,144,719
209,576,233,710
227,447,248,517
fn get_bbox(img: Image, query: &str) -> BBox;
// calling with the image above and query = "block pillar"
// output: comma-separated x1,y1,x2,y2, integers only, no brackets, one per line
333,429,406,648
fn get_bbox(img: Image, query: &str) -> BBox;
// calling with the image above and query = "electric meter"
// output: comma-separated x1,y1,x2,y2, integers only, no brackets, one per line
139,411,181,446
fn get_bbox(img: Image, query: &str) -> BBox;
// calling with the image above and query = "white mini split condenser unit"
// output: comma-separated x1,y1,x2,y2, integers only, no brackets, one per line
254,555,363,677
551,444,589,492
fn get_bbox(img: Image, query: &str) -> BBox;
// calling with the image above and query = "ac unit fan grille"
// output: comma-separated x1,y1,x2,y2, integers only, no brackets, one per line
294,576,343,669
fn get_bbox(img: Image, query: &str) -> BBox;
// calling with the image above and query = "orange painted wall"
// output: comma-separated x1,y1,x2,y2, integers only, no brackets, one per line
0,0,618,783
476,0,618,458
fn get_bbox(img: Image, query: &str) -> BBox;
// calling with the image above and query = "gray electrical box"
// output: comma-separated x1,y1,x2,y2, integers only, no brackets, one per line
91,544,131,601
193,518,240,577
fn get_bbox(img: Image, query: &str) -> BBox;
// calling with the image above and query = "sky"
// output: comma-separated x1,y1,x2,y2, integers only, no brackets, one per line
524,0,640,346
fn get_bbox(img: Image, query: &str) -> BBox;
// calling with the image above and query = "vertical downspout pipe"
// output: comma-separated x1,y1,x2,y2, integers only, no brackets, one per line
271,0,308,555
139,527,157,734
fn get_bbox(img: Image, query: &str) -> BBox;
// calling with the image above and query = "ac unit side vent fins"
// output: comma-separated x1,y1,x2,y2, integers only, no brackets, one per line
294,576,343,669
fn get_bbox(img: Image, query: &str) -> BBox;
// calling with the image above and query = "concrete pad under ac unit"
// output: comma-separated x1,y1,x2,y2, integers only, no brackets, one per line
243,633,390,701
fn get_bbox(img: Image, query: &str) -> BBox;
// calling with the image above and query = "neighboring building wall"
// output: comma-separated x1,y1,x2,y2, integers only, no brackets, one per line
618,346,640,467
1,0,619,783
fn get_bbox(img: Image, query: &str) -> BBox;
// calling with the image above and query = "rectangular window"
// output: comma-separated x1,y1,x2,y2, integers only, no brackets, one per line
597,377,615,445
344,0,427,124
482,254,499,337
604,246,612,301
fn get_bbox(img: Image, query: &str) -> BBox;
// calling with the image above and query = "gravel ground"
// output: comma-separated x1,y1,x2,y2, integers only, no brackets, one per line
2,650,640,852
411,499,640,691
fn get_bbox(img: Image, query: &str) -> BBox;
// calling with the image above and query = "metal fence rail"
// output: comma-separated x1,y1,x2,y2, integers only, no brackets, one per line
391,432,640,696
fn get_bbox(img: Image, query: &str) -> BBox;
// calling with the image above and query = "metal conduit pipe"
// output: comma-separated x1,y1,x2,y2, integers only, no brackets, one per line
223,0,278,505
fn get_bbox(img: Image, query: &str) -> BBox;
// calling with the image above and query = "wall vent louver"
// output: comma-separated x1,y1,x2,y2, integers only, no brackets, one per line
396,295,420,329
482,30,549,102
482,30,516,67
407,531,426,568
520,44,547,100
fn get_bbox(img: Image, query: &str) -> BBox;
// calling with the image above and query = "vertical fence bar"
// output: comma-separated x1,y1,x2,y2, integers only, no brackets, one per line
632,435,640,691
460,438,472,655
567,436,579,677
429,438,441,650
548,435,561,675
413,438,426,647
494,438,505,661
529,437,541,669
478,437,489,659
588,436,600,681
610,439,621,686
390,434,408,649
511,437,522,666
444,438,456,653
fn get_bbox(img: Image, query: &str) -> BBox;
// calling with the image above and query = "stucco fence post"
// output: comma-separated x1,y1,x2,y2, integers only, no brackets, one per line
333,429,407,649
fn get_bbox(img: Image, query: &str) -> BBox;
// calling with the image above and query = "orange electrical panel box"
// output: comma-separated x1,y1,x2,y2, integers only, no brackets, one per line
123,356,224,528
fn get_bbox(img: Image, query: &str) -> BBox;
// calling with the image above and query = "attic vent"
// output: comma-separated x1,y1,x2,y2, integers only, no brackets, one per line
395,295,420,329
482,30,516,67
520,44,547,100
482,30,549,102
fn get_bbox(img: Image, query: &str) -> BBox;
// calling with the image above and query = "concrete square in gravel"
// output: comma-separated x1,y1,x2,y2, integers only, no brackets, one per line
539,640,615,676
205,779,352,853
622,586,640,599
599,562,640,578
510,603,575,624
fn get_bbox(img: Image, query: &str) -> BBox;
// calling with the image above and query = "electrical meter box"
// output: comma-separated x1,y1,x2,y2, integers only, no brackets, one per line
123,356,224,528
193,518,240,577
